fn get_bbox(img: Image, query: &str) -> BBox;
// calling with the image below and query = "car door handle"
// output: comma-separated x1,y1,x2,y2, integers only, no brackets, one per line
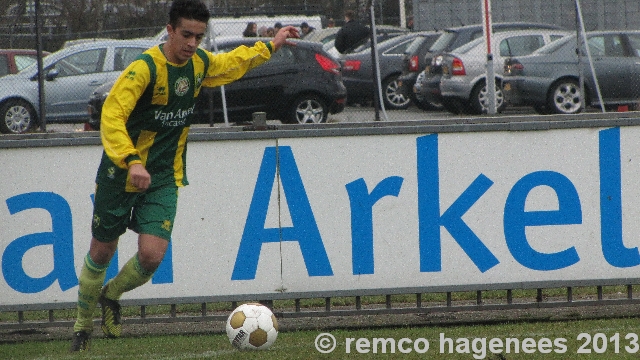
89,80,103,86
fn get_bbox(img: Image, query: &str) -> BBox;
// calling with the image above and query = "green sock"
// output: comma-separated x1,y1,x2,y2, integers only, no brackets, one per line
74,253,108,333
104,253,154,300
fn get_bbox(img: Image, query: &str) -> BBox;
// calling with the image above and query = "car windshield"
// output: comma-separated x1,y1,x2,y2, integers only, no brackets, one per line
429,31,457,53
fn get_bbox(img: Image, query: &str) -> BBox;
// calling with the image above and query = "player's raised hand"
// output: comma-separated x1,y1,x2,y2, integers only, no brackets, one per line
272,25,300,51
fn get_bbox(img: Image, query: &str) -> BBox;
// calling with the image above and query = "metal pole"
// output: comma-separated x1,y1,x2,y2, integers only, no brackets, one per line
368,0,380,121
399,0,406,28
482,0,496,114
575,0,605,113
34,0,46,132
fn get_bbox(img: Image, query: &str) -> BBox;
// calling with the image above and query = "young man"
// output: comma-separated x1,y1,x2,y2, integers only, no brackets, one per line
334,9,369,54
70,0,298,352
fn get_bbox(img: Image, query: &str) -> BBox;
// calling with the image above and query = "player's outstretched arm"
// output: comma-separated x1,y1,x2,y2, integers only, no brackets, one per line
272,25,300,52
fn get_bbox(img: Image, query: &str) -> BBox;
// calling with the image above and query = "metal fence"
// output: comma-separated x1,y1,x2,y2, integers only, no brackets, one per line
0,0,639,135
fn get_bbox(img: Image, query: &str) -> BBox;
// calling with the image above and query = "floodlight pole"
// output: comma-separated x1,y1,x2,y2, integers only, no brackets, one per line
482,0,496,115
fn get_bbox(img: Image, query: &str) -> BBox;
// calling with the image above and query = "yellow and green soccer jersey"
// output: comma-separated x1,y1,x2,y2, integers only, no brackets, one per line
96,41,273,192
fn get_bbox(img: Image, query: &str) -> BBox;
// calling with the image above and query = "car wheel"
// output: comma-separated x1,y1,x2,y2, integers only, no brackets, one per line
547,79,582,114
382,75,411,110
288,95,327,124
470,80,505,115
0,99,36,134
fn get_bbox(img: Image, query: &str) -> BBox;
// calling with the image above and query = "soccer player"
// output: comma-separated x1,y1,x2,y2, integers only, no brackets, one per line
70,0,299,352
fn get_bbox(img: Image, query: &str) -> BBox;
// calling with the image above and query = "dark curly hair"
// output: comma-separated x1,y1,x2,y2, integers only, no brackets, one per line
169,0,210,28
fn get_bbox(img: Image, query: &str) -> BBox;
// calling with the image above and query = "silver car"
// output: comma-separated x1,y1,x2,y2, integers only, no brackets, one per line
438,29,569,114
0,39,159,134
503,30,640,114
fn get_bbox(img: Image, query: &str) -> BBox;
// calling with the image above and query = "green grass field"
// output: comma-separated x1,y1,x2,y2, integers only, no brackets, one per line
3,317,640,359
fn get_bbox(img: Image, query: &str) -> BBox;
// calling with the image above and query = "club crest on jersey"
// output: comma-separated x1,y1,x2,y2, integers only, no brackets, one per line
174,76,190,96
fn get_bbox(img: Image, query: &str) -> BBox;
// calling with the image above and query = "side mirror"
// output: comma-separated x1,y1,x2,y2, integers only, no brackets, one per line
45,68,59,81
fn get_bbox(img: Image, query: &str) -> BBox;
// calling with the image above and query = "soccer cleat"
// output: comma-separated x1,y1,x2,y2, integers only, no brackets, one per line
99,286,122,338
70,330,91,352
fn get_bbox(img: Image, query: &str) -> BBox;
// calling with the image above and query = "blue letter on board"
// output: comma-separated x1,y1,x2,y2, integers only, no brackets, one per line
232,146,333,280
2,192,78,293
416,134,499,273
599,127,640,267
504,171,581,270
346,176,404,275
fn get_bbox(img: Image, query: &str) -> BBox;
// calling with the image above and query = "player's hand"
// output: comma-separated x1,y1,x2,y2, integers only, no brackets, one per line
128,163,151,191
272,25,300,51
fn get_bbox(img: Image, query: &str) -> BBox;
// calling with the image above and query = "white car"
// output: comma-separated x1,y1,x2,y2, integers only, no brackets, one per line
0,39,159,134
438,29,569,114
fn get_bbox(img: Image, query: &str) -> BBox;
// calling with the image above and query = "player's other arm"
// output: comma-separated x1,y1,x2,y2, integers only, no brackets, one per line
202,25,300,87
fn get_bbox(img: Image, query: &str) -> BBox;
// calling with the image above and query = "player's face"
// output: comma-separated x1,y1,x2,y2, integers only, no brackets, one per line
165,18,207,64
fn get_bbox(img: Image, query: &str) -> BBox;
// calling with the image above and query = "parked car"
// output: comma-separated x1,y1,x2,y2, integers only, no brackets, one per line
503,30,640,114
339,31,430,109
418,22,565,110
0,49,49,77
0,39,159,134
437,29,569,114
324,25,410,58
87,38,346,129
395,31,441,110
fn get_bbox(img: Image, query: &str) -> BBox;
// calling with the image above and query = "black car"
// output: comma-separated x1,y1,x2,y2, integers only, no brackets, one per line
395,31,441,110
87,38,347,129
418,22,565,112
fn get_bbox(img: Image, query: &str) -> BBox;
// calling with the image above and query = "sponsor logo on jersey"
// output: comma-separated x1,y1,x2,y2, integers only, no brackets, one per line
154,104,196,127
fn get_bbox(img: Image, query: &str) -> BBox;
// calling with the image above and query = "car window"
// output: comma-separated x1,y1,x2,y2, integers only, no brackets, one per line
14,54,37,72
52,48,106,77
384,39,413,55
114,47,147,71
405,36,427,54
454,38,482,53
429,31,457,52
0,55,8,76
627,34,640,57
587,34,624,57
269,46,294,64
470,31,484,41
535,35,573,55
499,35,545,56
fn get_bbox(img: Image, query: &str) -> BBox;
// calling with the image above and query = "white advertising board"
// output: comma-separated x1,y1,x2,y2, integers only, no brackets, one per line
2,126,640,306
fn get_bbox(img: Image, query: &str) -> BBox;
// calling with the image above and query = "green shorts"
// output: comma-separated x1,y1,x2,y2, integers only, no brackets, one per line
91,183,179,242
